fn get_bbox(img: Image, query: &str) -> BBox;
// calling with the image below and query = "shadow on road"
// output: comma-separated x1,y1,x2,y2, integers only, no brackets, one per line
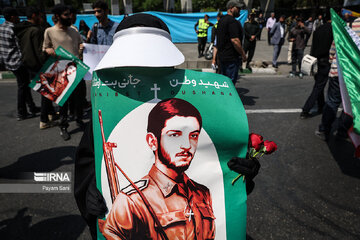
0,208,86,239
237,87,258,106
0,146,75,179
327,138,360,179
246,234,255,240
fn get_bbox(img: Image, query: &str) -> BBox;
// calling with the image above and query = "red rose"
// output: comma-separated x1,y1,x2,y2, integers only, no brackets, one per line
249,133,263,151
264,140,277,154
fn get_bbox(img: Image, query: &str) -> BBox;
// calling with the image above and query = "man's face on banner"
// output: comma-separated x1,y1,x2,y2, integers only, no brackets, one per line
158,116,200,172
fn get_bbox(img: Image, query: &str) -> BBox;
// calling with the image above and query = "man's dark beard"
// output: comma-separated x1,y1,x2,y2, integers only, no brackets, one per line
233,9,240,18
59,17,71,27
158,146,192,174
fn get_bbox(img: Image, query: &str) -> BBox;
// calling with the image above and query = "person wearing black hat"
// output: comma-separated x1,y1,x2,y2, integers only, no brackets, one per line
216,0,247,85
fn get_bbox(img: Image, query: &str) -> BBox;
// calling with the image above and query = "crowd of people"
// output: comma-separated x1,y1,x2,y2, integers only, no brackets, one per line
0,0,358,238
1,1,355,143
202,2,356,142
0,1,122,141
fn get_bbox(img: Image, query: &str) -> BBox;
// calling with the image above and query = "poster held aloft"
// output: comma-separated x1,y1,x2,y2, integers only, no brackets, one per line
91,13,249,240
29,46,89,106
93,67,249,239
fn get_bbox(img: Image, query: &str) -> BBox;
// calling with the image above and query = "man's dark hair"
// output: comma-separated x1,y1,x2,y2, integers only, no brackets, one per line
52,4,69,17
69,6,77,14
147,98,202,140
26,6,40,19
204,14,209,18
3,7,18,21
92,0,109,10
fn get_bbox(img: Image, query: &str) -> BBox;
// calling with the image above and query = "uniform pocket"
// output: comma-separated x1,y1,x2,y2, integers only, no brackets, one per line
195,202,216,240
157,210,187,227
196,202,215,220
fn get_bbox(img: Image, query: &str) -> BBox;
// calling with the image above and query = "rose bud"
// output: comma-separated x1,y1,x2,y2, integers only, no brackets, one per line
249,133,264,151
263,140,277,154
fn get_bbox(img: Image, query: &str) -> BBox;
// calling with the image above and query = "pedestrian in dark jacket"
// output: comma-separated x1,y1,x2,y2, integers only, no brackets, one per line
15,7,47,73
255,13,265,40
300,19,333,119
243,11,260,70
289,18,311,78
15,7,56,129
0,7,39,120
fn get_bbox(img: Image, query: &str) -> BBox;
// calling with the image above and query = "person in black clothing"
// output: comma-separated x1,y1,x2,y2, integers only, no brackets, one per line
300,18,333,119
217,0,247,85
15,7,54,128
256,13,265,40
243,11,260,71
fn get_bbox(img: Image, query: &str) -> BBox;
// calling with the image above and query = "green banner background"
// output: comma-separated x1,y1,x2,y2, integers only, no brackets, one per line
92,67,249,239
331,9,360,134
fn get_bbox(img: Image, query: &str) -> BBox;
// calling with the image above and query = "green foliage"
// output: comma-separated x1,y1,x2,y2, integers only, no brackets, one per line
193,0,227,12
203,7,217,12
141,0,164,11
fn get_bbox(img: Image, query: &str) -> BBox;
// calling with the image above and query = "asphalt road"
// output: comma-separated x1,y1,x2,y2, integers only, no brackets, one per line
0,75,359,240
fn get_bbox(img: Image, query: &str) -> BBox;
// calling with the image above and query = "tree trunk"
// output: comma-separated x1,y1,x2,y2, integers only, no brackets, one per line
181,0,192,13
122,0,133,14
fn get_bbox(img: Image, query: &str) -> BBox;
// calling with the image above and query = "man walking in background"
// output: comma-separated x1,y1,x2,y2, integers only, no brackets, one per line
300,17,333,119
195,14,214,58
243,11,260,71
270,15,286,68
0,7,39,121
289,18,311,78
43,4,84,140
217,0,247,85
266,12,276,45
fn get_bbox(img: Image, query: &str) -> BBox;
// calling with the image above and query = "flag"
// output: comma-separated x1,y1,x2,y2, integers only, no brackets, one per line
331,9,360,156
29,46,89,106
92,68,249,239
342,8,360,18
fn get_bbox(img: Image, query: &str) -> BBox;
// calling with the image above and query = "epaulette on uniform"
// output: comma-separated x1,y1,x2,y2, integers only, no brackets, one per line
121,179,149,195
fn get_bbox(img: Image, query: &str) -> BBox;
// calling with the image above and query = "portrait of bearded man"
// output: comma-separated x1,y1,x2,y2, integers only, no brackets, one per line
100,98,215,240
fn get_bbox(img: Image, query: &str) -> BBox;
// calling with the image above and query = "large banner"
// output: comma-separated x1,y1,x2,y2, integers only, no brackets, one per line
0,11,248,43
92,67,249,239
331,9,360,155
29,47,89,106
